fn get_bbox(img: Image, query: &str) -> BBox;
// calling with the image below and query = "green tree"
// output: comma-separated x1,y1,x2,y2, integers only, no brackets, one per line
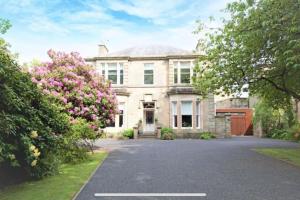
193,0,300,108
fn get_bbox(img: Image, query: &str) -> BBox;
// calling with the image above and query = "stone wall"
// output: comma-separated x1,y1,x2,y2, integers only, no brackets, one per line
216,98,249,109
215,114,231,138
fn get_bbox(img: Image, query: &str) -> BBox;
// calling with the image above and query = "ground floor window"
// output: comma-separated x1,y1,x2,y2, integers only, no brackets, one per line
119,110,123,127
196,101,200,128
181,101,192,128
107,120,115,127
171,101,177,128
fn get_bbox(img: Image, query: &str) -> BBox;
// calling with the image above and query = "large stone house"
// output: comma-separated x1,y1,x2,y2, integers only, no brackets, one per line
86,45,216,137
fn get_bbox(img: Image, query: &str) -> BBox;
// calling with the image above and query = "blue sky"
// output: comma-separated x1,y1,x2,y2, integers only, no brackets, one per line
0,0,232,62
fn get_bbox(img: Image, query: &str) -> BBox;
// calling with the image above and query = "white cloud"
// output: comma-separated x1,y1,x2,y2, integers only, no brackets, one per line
1,0,235,63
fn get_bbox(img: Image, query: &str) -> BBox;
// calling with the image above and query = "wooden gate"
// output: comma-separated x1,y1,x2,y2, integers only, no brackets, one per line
231,115,246,136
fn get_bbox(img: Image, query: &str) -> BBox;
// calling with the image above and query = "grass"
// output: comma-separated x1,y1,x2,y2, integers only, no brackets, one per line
255,148,300,167
0,152,107,200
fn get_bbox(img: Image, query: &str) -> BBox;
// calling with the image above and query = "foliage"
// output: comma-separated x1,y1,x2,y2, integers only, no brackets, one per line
0,152,107,200
288,123,300,141
193,0,300,108
161,127,173,135
160,127,175,140
253,99,296,139
0,18,11,34
30,50,118,129
161,132,175,140
61,118,101,163
122,129,134,139
199,132,216,140
0,27,70,178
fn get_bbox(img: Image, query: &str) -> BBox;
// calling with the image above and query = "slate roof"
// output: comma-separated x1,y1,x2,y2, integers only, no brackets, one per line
107,45,194,57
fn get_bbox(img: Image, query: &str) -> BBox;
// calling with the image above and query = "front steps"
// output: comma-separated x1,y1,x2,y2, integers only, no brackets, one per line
138,133,156,139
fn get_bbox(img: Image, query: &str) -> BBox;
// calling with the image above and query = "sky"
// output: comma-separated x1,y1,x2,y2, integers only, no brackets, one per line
0,0,233,63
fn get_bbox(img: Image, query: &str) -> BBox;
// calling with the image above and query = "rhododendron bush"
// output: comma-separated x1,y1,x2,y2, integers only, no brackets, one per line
31,50,118,130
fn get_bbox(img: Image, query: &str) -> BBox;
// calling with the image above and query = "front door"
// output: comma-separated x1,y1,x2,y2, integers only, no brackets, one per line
144,110,155,133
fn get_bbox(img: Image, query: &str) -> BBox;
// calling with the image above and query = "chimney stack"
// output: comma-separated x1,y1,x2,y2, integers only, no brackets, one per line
98,44,108,56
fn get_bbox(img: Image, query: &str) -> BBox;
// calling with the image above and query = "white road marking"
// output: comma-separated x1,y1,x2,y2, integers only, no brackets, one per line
94,193,207,197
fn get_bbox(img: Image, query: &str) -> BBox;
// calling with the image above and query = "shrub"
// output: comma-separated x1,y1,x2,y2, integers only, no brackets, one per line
288,123,300,141
161,132,175,140
160,127,175,140
61,118,101,163
199,132,216,140
122,129,134,139
30,50,118,130
0,43,70,178
161,127,173,135
253,99,297,138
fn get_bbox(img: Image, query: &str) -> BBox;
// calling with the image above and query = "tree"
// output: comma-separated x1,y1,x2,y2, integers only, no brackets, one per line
193,0,300,108
0,19,70,178
30,50,118,129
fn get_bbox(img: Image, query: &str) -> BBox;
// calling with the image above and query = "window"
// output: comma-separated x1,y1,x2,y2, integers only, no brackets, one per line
100,63,105,74
196,101,200,128
118,103,124,127
171,102,177,128
108,63,117,84
120,64,124,85
173,61,192,84
144,63,154,84
101,63,123,85
173,62,178,84
180,61,191,84
107,119,115,127
181,101,192,128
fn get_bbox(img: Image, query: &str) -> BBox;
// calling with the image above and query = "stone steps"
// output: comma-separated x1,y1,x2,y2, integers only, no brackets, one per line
139,133,157,139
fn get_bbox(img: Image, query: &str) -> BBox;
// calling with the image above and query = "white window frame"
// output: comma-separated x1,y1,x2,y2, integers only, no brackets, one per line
173,61,193,84
144,63,154,85
181,101,193,129
101,63,124,85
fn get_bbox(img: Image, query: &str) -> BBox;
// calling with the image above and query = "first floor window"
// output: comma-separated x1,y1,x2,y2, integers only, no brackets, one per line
108,63,117,84
181,101,192,127
180,68,190,83
171,101,177,128
174,67,178,83
196,101,200,128
144,63,154,84
120,67,124,84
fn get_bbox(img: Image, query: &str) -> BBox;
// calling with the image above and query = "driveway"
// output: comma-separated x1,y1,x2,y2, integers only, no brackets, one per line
75,137,300,200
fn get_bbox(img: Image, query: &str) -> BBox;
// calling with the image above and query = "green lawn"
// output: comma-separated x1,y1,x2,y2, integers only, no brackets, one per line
0,152,107,200
255,148,300,167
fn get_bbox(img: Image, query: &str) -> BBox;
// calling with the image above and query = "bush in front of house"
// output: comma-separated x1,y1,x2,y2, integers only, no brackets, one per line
289,123,300,141
161,127,175,140
30,49,118,130
122,129,134,139
0,42,70,178
62,117,102,163
199,132,216,140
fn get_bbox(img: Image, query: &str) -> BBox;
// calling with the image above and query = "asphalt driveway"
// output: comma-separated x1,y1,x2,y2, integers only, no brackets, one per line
75,137,300,200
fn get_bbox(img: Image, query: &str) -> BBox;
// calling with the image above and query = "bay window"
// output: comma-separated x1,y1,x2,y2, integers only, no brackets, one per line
118,103,124,127
181,101,192,128
100,63,124,85
173,61,192,84
171,101,177,128
196,101,201,128
107,63,117,84
120,63,124,85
